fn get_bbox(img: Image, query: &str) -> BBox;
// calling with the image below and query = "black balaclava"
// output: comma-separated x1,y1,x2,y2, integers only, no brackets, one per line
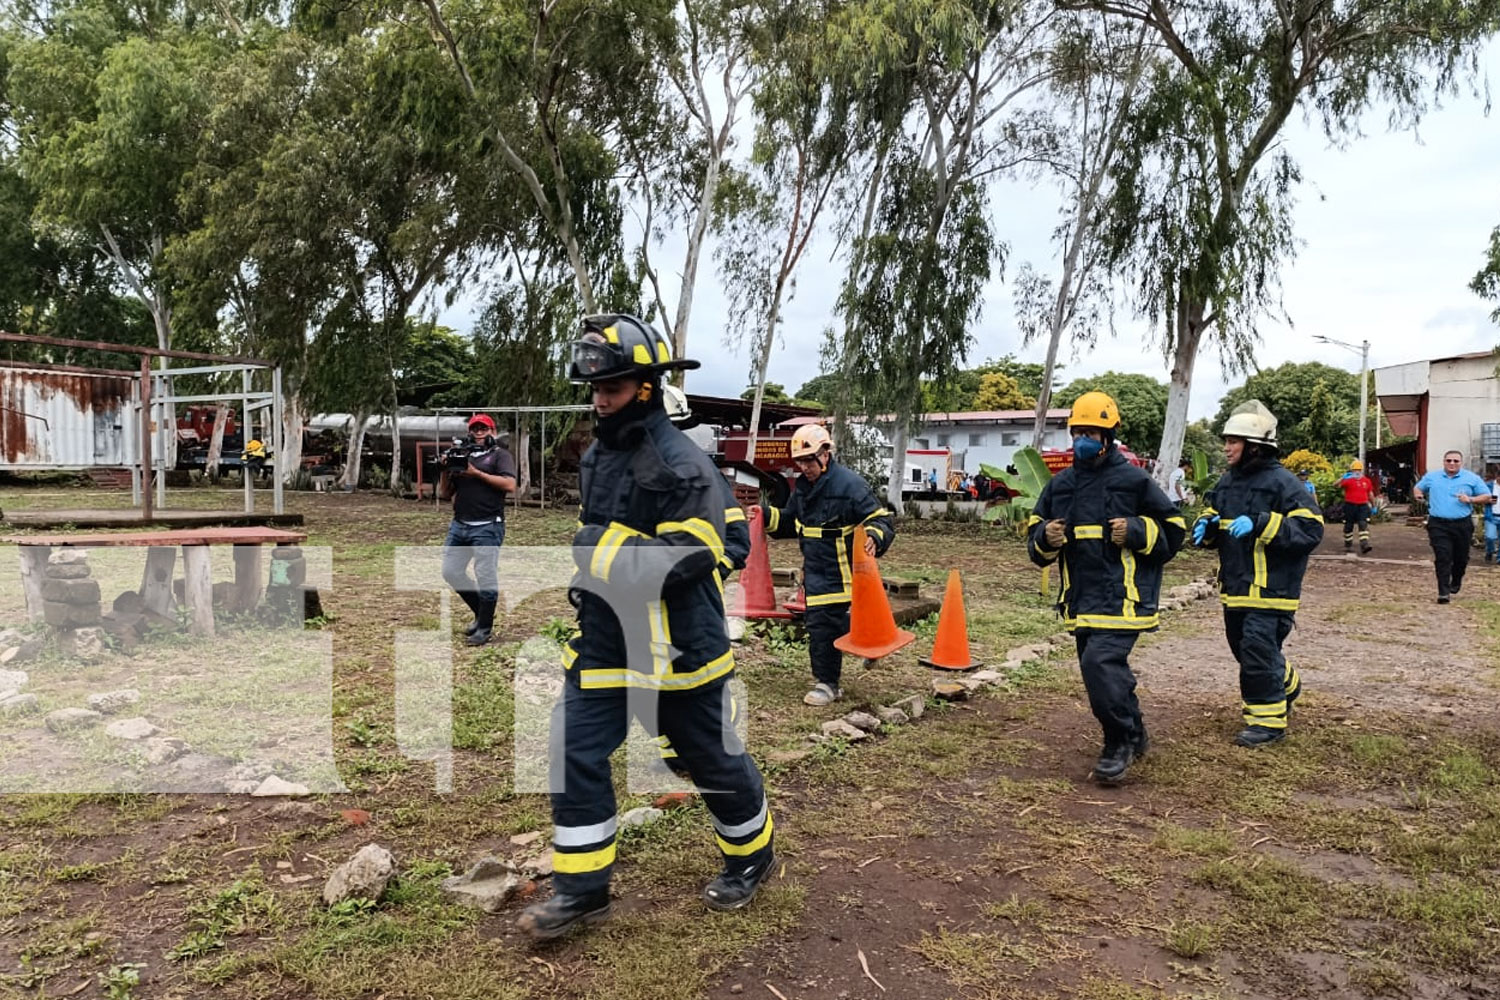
594,374,664,449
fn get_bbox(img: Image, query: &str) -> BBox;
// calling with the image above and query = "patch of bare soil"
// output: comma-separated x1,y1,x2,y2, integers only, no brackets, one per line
701,519,1500,1000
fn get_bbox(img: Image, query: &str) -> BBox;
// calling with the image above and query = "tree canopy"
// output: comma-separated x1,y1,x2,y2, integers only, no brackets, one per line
1056,371,1167,456
1212,361,1364,458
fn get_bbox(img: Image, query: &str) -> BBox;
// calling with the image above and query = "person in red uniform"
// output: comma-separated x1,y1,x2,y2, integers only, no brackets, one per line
1338,459,1375,555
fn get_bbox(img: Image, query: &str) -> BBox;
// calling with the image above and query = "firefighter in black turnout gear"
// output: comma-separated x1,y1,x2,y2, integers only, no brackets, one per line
1192,400,1324,747
759,424,895,707
516,315,774,941
1028,392,1186,784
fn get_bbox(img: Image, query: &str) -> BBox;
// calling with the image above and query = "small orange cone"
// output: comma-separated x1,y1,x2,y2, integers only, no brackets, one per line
919,569,982,671
728,507,794,620
834,525,915,660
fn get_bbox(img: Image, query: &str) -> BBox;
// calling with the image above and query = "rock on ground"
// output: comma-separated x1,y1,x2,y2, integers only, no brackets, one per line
45,708,103,733
619,806,665,829
440,857,522,913
104,717,159,740
0,693,39,716
252,775,311,797
88,689,142,714
323,844,397,906
842,711,882,732
890,694,925,720
819,719,871,741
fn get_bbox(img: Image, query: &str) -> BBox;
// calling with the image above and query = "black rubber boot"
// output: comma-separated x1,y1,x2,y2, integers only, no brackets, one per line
465,599,496,646
1131,727,1150,759
456,590,482,636
703,849,775,912
1092,742,1135,784
516,890,612,940
1234,725,1287,748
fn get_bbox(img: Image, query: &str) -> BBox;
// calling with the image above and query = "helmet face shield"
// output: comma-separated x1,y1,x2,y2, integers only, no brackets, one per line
569,334,627,383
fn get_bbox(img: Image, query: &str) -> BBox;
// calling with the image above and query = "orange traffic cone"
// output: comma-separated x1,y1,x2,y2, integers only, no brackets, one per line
728,506,794,619
834,525,916,660
919,569,982,671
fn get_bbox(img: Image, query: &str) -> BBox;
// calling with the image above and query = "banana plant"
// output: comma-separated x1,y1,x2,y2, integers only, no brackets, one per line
981,447,1053,532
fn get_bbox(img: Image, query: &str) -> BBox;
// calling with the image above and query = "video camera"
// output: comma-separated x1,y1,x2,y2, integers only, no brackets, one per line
441,436,497,471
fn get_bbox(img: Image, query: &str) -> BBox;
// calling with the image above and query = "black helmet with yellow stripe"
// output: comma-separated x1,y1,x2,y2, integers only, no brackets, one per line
567,313,699,383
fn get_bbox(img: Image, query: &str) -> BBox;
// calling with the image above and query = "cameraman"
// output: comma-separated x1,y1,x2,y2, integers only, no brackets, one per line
439,413,517,645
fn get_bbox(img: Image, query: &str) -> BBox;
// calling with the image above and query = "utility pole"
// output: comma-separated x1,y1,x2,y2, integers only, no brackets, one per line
1314,334,1371,468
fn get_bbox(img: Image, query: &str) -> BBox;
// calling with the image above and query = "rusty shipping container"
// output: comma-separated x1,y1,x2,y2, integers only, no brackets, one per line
0,366,138,469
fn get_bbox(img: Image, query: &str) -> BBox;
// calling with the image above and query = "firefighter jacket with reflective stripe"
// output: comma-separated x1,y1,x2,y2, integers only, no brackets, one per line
1027,448,1186,632
1199,459,1324,611
718,476,749,581
760,460,894,607
566,407,734,692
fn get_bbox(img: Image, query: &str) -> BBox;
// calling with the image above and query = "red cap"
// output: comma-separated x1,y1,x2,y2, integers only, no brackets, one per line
468,414,496,430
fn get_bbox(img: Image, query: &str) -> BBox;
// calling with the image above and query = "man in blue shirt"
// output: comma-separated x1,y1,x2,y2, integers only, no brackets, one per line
1413,450,1495,603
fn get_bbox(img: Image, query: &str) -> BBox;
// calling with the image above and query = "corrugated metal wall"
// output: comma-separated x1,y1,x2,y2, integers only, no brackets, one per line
0,367,137,469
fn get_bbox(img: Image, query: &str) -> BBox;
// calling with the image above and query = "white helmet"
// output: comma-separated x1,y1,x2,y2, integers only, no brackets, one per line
663,384,698,428
1221,399,1278,451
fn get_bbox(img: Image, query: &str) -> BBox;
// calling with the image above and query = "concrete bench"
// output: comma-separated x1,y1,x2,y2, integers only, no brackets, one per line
3,527,309,638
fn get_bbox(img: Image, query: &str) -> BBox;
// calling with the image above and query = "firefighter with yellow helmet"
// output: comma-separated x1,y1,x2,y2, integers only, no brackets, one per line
517,314,774,939
1192,400,1324,747
1027,391,1185,784
759,423,895,706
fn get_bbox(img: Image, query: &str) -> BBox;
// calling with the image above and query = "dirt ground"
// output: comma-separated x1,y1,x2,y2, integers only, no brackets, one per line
2,491,1499,1000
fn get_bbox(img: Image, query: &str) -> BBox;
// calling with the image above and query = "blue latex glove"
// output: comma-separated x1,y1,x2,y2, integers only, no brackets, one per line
1191,515,1217,545
1227,515,1255,538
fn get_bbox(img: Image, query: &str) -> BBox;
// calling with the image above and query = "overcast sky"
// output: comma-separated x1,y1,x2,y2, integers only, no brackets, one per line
445,40,1500,424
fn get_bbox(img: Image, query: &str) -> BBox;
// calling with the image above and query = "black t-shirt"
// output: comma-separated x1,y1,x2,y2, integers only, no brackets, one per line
451,445,516,521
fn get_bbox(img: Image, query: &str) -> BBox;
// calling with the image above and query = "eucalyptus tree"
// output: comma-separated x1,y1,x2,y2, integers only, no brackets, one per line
418,0,677,316
1013,12,1147,449
625,0,766,373
830,0,1060,505
1064,0,1500,484
716,0,876,463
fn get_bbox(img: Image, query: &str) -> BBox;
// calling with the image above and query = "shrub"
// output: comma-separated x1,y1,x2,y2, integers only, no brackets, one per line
1282,448,1332,476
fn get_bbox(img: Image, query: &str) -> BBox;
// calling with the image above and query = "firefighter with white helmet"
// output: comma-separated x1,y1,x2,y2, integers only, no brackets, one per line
1192,399,1324,747
517,313,774,939
759,422,894,706
1027,391,1185,784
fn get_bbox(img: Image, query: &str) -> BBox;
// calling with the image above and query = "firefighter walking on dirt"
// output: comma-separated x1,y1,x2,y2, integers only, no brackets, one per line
759,425,895,707
1026,391,1186,784
1192,400,1324,747
517,315,775,940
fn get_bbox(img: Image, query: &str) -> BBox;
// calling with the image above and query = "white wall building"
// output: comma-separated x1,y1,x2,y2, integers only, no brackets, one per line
1374,351,1500,474
906,409,1073,473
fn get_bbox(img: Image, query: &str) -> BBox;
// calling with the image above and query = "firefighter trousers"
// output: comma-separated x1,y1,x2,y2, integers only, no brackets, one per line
548,680,772,895
1224,608,1301,730
804,603,851,687
1074,631,1145,746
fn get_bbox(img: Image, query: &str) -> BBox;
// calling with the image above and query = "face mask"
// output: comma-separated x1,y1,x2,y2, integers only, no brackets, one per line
1073,435,1104,461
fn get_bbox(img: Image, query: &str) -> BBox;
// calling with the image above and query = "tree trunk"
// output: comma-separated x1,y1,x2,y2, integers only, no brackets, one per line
514,425,532,499
205,404,229,483
279,390,306,487
388,405,403,497
340,409,371,491
885,423,908,509
1155,294,1207,488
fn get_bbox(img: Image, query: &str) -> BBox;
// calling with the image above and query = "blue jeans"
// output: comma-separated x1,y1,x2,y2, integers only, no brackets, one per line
1486,519,1499,559
443,519,504,603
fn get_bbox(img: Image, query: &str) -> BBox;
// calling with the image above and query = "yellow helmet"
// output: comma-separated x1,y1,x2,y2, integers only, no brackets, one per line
1067,391,1121,431
790,424,833,459
1349,459,1364,471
